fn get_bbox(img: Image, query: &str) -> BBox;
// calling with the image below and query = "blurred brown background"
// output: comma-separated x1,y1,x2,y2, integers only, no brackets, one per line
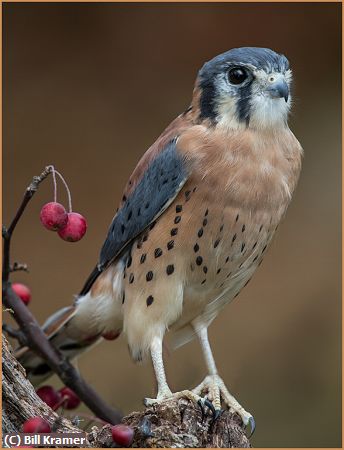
3,3,341,447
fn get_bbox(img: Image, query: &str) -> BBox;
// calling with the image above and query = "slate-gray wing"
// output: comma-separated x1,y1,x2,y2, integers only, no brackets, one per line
79,138,189,296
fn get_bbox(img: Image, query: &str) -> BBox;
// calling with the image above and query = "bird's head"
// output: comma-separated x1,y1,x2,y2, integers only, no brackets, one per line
196,47,292,130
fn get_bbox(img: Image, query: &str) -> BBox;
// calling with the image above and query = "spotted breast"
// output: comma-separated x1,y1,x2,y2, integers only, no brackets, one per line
121,122,302,356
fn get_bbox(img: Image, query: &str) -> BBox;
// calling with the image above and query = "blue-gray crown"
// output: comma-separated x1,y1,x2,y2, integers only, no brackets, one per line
199,47,289,83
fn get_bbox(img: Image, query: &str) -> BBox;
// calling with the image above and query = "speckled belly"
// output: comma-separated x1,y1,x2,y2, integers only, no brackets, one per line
172,185,280,329
124,176,283,334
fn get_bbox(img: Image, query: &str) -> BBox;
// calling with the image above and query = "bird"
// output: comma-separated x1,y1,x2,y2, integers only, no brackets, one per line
16,47,302,432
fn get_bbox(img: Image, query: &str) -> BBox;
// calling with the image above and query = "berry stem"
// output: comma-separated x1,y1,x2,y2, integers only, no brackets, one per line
55,170,73,213
47,165,73,213
49,165,58,203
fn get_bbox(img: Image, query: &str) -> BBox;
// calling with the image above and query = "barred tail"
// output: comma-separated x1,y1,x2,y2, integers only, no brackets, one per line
15,304,101,386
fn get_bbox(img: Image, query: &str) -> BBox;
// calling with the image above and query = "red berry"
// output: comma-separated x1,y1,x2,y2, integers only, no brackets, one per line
12,283,31,305
36,385,61,409
23,417,51,433
102,330,121,341
57,212,87,242
58,387,81,409
111,424,134,447
40,202,68,231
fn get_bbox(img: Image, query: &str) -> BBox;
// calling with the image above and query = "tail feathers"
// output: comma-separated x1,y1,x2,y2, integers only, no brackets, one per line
42,306,77,336
168,324,196,350
15,305,102,386
16,264,124,386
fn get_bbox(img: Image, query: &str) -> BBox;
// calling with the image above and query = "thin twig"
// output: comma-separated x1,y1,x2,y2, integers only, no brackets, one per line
3,166,52,282
10,262,29,273
2,166,122,425
2,323,28,346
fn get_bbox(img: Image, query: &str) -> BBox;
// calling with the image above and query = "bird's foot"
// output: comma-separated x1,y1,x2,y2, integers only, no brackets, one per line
143,378,254,437
192,374,255,437
144,389,214,416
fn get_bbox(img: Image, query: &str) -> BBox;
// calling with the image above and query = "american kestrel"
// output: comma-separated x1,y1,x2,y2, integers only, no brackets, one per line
17,47,302,433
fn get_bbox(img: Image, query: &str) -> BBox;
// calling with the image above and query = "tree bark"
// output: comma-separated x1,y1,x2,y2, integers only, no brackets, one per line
2,335,85,436
2,336,251,448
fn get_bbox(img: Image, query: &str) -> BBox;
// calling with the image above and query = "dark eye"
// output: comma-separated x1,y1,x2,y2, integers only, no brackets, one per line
227,67,248,85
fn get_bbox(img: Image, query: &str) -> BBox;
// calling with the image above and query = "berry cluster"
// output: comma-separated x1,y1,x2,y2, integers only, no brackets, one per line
23,384,134,446
11,166,88,307
36,385,81,410
40,166,87,242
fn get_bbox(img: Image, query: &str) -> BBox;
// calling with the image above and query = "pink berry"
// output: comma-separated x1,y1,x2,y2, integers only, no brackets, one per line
102,330,121,341
111,424,134,447
57,212,87,242
23,417,51,433
40,202,68,231
36,385,61,409
12,283,31,305
58,387,81,409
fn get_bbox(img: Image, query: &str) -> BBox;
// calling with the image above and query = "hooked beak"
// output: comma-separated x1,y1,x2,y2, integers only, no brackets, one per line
266,79,289,102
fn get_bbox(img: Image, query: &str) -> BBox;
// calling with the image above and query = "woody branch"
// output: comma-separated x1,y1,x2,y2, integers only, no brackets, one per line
2,166,122,425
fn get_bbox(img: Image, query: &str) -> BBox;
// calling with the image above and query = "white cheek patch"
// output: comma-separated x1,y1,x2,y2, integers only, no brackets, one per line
214,72,246,131
216,95,245,131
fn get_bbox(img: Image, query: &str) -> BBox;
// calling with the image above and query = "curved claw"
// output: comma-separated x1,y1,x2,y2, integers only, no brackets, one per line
246,416,256,439
210,409,224,432
197,399,205,422
204,398,216,416
213,409,224,422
